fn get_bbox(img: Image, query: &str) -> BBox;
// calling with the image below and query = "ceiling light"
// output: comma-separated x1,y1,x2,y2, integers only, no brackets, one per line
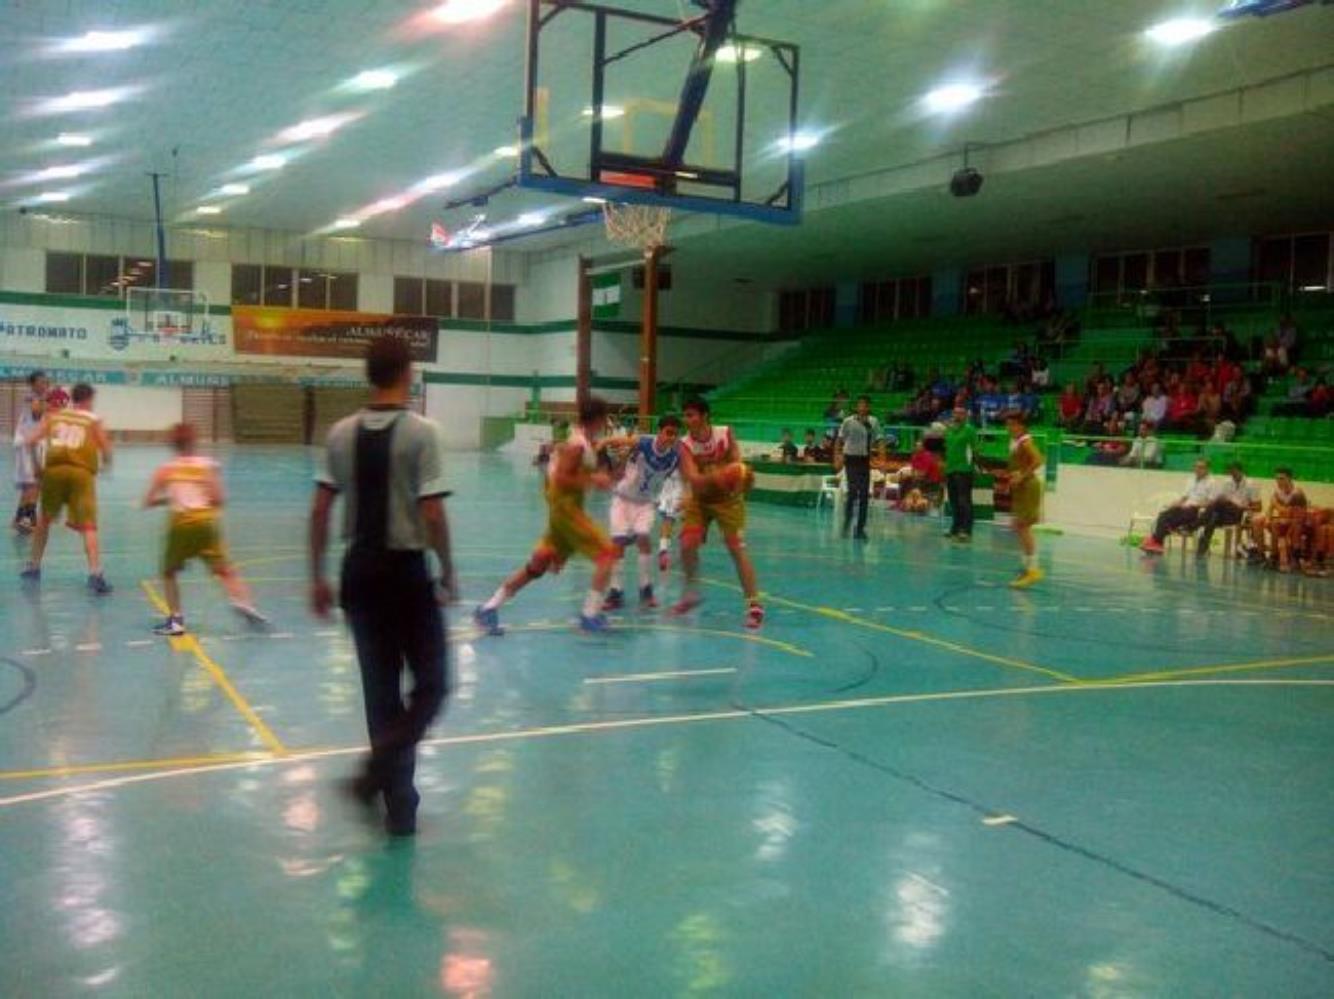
60,29,149,53
1145,17,1216,46
364,197,408,216
516,212,545,227
220,183,249,196
1301,284,1327,292
582,105,625,120
332,218,361,230
715,43,763,63
196,206,223,215
471,228,493,241
249,154,286,171
415,172,460,193
57,133,93,147
776,132,820,153
494,145,518,157
47,89,125,112
38,165,83,180
37,192,72,203
432,0,509,24
582,196,607,204
279,114,356,143
349,69,397,91
922,82,985,114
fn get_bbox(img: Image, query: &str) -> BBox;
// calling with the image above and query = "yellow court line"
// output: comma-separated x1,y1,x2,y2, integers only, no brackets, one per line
3,678,1331,809
1095,652,1334,686
469,621,815,659
702,578,1080,684
0,751,274,782
140,581,288,756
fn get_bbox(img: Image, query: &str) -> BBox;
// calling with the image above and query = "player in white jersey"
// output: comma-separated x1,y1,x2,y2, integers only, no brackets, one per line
656,468,683,570
599,414,682,610
12,371,48,534
475,397,617,634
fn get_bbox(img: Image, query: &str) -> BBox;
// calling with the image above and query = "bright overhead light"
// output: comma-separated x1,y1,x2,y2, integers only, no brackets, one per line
38,165,83,180
432,0,509,24
922,82,985,114
364,196,408,216
332,218,361,230
220,183,249,196
349,69,397,91
59,29,150,53
516,212,545,227
279,114,356,143
776,132,820,153
582,105,625,120
37,192,72,203
1145,17,1216,46
581,196,607,204
196,205,223,215
249,154,286,171
415,172,461,193
494,145,518,157
715,43,763,63
1301,284,1327,292
470,228,493,242
46,89,126,112
56,133,93,147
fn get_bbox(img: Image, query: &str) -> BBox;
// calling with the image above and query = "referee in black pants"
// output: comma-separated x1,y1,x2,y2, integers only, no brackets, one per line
310,337,456,836
837,395,880,540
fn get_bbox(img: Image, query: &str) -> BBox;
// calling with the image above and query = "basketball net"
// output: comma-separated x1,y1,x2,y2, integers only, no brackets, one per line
602,202,672,259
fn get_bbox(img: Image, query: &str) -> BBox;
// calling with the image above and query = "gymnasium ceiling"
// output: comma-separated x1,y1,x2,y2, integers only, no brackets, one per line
2,0,1333,276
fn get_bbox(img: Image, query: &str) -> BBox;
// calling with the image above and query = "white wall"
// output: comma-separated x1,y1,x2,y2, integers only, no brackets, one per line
95,385,184,432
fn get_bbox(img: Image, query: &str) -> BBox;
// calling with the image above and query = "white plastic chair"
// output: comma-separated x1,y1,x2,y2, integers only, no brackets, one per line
816,472,844,512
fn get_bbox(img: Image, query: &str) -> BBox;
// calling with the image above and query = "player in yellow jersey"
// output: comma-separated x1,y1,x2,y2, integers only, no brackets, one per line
21,382,113,593
474,396,618,634
143,423,267,636
1005,410,1045,588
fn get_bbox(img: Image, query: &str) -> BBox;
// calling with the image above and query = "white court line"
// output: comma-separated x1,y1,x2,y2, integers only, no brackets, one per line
2,679,1331,810
584,668,737,685
74,643,102,653
21,648,52,657
982,814,1017,827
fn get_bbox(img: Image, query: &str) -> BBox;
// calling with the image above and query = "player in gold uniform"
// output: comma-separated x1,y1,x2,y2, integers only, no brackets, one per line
143,423,267,636
21,383,112,593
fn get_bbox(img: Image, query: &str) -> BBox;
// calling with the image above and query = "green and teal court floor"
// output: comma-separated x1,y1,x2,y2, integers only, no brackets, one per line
2,447,1331,996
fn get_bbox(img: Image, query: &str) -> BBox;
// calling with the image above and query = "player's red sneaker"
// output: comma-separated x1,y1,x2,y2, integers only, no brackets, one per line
670,592,702,616
745,602,765,630
658,550,671,572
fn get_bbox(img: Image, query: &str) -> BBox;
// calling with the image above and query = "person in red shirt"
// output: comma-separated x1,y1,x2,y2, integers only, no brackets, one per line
1165,382,1199,431
1057,383,1084,428
910,439,944,485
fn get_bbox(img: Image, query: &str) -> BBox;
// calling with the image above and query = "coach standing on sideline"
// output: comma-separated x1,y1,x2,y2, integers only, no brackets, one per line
836,395,880,540
309,337,456,837
944,405,980,541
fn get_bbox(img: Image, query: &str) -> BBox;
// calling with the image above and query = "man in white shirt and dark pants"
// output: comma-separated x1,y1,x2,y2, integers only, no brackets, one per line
1141,458,1213,554
836,395,880,540
1196,461,1257,556
310,338,456,836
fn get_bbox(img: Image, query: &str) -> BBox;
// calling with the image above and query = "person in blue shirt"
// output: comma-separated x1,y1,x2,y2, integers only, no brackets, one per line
600,414,683,609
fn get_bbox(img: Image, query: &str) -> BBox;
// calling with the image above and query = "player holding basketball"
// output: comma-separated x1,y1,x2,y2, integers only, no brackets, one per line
20,382,112,593
600,414,683,610
1005,410,1045,588
475,396,618,634
673,397,763,629
143,423,268,636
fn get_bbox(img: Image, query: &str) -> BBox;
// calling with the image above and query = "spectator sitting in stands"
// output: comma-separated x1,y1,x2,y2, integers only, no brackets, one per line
801,428,821,462
1141,383,1169,428
1276,313,1299,365
1308,376,1330,417
1081,380,1116,434
1261,334,1289,377
1221,372,1252,420
1030,355,1051,389
1120,421,1163,468
1273,367,1313,416
1196,461,1259,557
889,361,914,391
1249,468,1307,572
1196,382,1223,437
1140,458,1213,554
1185,352,1211,388
1057,383,1084,429
1084,363,1107,396
1004,380,1036,421
976,379,1007,427
776,427,798,463
1164,381,1199,432
1115,371,1141,415
817,429,837,462
823,393,846,423
1001,340,1032,378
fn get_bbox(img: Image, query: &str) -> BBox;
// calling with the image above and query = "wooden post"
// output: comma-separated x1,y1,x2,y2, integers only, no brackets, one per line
576,255,592,408
639,246,661,429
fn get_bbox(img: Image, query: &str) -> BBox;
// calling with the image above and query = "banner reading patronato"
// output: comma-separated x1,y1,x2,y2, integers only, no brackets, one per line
232,306,438,361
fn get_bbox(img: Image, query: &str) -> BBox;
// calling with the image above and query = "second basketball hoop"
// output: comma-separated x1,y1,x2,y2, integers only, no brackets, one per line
602,202,672,259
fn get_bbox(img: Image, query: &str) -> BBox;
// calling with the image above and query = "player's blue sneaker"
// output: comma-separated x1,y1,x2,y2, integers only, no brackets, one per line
19,565,40,583
87,573,113,596
473,605,504,636
578,612,610,633
602,588,625,612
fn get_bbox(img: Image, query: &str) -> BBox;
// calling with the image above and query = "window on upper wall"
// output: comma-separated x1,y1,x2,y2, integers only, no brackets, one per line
231,264,262,305
263,266,294,307
491,283,516,322
425,279,453,318
456,281,486,320
1292,233,1331,292
328,271,357,311
45,252,82,294
84,254,121,297
963,260,1051,315
394,276,425,315
1090,245,1210,298
858,275,931,324
296,269,357,310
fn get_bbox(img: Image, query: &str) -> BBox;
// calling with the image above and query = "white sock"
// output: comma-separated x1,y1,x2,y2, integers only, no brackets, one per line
609,561,624,593
659,536,670,552
637,552,652,588
483,585,509,611
582,589,602,617
1023,554,1036,570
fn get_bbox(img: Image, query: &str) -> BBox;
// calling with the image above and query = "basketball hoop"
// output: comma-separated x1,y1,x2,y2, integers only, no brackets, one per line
602,202,672,258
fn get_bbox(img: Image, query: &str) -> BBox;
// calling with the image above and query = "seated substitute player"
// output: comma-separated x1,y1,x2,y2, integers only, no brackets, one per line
20,382,112,594
600,414,682,610
673,397,763,629
143,423,268,636
475,396,618,634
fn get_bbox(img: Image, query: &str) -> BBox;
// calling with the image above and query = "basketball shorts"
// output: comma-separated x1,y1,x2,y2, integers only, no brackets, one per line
657,476,683,520
537,494,616,568
40,465,97,530
163,518,229,574
13,444,39,489
1010,475,1044,525
609,495,656,542
682,493,746,544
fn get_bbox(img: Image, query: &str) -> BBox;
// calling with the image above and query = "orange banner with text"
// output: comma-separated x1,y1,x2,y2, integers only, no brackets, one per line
231,306,437,361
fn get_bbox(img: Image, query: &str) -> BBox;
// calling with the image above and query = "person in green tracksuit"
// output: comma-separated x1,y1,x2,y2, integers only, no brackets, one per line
944,405,979,541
